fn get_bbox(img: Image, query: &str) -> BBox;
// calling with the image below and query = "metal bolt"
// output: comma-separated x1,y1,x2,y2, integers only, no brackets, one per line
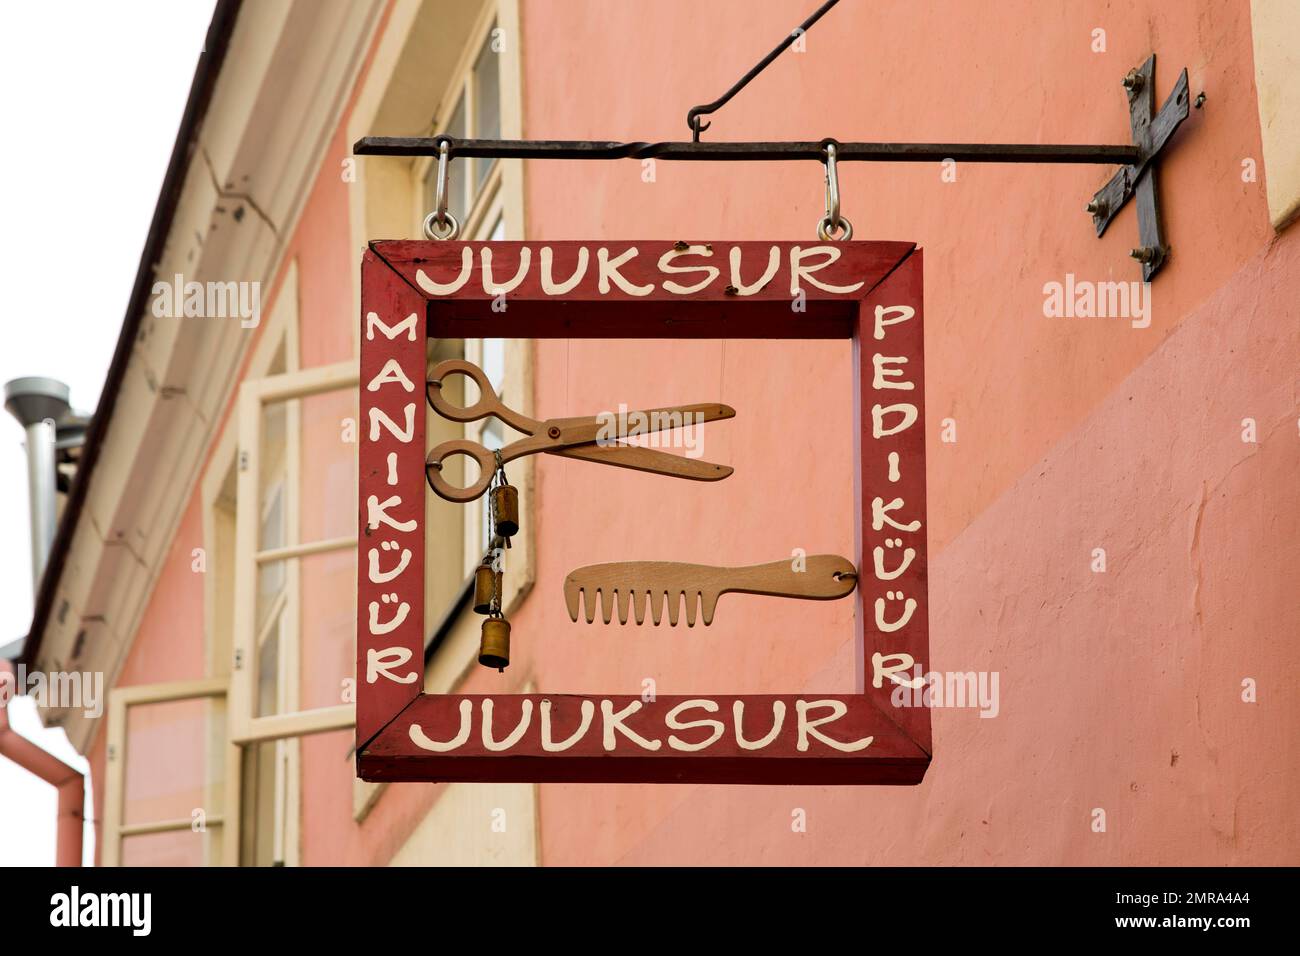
1122,70,1144,93
1130,247,1156,264
1085,200,1107,217
547,426,561,439
1194,91,1206,109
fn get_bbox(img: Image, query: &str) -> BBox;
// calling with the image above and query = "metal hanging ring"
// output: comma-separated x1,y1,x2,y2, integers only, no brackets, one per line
422,140,460,240
817,214,854,241
817,142,852,240
423,210,460,240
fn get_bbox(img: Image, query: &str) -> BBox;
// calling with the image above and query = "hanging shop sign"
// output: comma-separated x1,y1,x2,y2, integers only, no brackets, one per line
357,239,929,784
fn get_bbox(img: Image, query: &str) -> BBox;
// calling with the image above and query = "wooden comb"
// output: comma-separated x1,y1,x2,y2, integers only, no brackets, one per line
563,555,857,627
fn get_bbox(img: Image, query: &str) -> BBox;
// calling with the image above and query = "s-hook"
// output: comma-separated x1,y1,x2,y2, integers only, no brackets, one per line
423,139,460,240
817,142,853,240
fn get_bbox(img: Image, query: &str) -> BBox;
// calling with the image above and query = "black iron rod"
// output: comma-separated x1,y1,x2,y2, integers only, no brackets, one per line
354,136,1142,165
686,0,842,139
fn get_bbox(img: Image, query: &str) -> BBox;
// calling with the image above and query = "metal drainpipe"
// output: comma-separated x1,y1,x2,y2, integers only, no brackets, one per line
4,377,72,593
2,380,84,864
0,661,84,866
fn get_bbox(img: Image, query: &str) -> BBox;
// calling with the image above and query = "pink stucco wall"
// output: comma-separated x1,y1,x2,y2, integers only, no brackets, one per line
100,0,1297,866
88,496,208,866
511,0,1297,864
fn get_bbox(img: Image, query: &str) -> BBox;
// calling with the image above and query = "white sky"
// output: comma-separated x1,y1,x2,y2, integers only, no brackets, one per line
0,0,216,867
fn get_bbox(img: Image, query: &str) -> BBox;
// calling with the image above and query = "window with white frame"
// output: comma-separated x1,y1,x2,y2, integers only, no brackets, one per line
101,283,363,867
103,1,530,866
417,19,513,576
224,359,360,865
462,212,509,569
422,20,502,229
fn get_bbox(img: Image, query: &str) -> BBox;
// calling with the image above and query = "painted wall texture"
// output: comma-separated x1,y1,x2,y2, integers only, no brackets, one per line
102,0,1297,865
509,0,1297,865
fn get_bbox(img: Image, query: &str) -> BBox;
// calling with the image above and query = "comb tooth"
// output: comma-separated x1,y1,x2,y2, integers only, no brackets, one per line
666,590,681,627
616,588,633,624
683,591,698,627
649,590,664,626
564,580,579,624
631,589,646,625
701,589,720,626
600,588,615,624
583,587,597,624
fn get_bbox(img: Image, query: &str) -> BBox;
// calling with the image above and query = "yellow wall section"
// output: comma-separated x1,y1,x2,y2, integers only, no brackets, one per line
1252,0,1300,230
388,784,538,866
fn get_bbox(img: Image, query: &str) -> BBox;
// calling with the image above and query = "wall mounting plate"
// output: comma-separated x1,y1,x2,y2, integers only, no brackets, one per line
1089,55,1191,281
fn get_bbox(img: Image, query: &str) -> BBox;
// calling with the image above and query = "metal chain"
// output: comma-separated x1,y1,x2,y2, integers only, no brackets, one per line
488,449,508,616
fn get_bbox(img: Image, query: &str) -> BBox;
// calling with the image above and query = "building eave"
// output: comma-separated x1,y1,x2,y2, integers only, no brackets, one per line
20,0,244,670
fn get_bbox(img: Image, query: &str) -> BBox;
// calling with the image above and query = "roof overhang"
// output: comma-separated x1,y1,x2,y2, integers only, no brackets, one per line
23,0,386,753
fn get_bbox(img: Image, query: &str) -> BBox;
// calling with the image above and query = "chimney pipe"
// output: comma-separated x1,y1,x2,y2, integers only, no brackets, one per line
4,377,71,595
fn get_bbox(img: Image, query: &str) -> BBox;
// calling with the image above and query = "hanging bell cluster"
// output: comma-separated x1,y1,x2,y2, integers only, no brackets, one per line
476,452,520,672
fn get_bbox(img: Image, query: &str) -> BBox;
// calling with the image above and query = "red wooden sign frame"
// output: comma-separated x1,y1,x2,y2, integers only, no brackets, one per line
357,240,929,785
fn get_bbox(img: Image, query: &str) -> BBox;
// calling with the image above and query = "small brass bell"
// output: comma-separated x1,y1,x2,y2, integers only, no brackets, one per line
491,483,519,537
472,564,499,615
479,615,511,672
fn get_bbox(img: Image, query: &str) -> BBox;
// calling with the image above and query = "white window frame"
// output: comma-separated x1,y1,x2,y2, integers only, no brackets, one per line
219,360,360,865
102,677,228,867
228,364,360,731
345,0,533,826
416,5,504,237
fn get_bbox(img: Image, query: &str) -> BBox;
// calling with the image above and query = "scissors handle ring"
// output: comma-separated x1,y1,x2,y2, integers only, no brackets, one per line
425,439,498,503
426,359,500,424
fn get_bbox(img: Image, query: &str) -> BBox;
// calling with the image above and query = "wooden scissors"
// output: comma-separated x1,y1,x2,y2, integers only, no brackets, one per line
425,359,735,503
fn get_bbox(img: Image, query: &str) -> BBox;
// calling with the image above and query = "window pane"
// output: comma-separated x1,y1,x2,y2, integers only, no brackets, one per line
240,740,283,867
444,91,466,140
251,551,354,717
427,93,470,224
259,403,287,547
254,611,282,719
122,827,214,867
256,483,285,630
297,389,358,544
481,335,506,552
253,539,287,720
299,549,356,711
124,697,224,827
473,29,501,192
425,359,473,590
482,338,505,392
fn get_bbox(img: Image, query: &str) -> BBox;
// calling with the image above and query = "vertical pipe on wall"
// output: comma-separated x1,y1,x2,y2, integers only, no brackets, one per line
0,662,85,866
22,419,58,595
4,376,72,594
